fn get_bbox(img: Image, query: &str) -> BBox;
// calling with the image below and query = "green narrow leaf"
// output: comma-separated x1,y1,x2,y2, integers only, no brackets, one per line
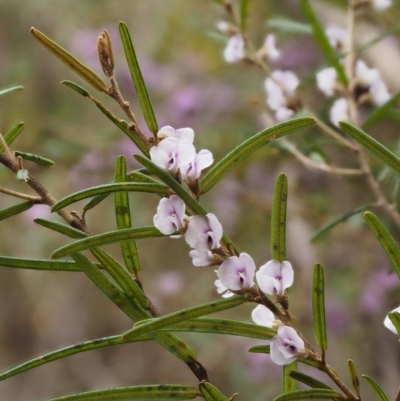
119,22,158,134
283,362,298,393
312,263,327,352
134,155,238,255
363,91,400,128
123,296,246,340
199,382,229,401
128,171,161,184
115,156,140,274
91,247,149,309
311,204,371,242
266,17,312,35
51,182,168,212
14,151,55,167
0,201,35,221
90,99,150,156
271,173,288,261
200,116,316,194
30,27,108,93
362,375,389,401
347,360,361,397
61,80,89,97
364,212,400,279
42,385,198,401
273,388,342,401
0,122,25,151
248,345,270,354
339,121,400,176
299,0,347,85
51,226,164,259
83,193,110,214
289,371,331,390
388,312,400,336
0,256,84,272
163,317,276,340
240,0,252,32
35,218,88,239
0,86,23,97
0,334,151,381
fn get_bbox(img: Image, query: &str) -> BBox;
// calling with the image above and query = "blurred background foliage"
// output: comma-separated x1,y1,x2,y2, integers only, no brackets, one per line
0,0,400,400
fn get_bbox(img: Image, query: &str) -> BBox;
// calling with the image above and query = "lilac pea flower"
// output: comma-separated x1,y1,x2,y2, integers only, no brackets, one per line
251,305,275,327
270,326,305,365
153,195,186,236
157,125,194,144
330,98,349,127
256,260,294,296
215,276,234,298
185,214,223,251
217,253,256,291
384,305,400,335
262,34,280,61
189,249,216,267
316,67,337,97
150,137,196,174
181,149,213,182
223,34,245,63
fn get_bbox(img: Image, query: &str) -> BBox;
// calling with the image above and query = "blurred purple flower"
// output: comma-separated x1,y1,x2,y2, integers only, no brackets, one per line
156,271,184,296
22,204,52,225
360,269,399,313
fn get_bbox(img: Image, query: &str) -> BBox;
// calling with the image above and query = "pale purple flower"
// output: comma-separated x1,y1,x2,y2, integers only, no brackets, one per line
216,21,232,35
181,149,213,182
371,0,391,10
185,214,222,250
157,126,194,144
215,276,234,298
325,25,347,50
262,34,280,61
330,98,349,127
256,260,294,296
153,195,186,235
217,253,256,291
275,107,295,122
150,137,196,174
384,305,400,335
270,326,305,365
189,249,217,267
223,34,245,63
251,305,275,327
316,67,338,97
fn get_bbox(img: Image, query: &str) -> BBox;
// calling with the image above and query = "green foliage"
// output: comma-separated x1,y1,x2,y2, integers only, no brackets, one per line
312,263,327,352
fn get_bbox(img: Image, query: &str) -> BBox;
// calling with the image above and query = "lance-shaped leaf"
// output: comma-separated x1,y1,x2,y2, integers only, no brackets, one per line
115,156,140,274
35,218,88,239
51,226,164,259
163,317,276,340
199,382,229,401
271,173,288,261
339,121,400,177
91,248,149,309
0,201,35,221
347,360,361,398
273,389,343,401
364,212,400,279
200,117,316,194
30,28,108,93
299,0,347,85
14,151,55,167
311,204,371,242
249,345,271,354
123,296,246,340
362,375,389,401
83,193,109,215
43,385,198,401
0,122,24,151
283,362,298,393
135,154,238,254
289,371,331,390
266,17,312,35
363,91,400,128
51,182,168,212
0,86,23,97
119,22,158,134
312,263,327,352
0,256,84,272
388,312,400,335
0,333,151,381
61,80,89,97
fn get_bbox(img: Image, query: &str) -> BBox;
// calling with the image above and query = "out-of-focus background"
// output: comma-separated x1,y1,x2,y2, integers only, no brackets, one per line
0,0,400,400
